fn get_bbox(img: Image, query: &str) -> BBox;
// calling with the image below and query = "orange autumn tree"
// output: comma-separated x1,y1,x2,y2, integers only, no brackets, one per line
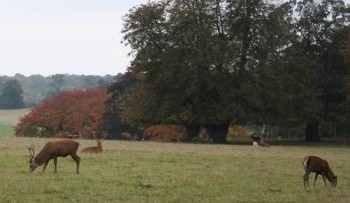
15,88,108,138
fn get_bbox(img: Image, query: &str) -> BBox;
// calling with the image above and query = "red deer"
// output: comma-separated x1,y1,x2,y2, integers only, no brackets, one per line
27,139,80,174
302,156,337,189
80,140,103,153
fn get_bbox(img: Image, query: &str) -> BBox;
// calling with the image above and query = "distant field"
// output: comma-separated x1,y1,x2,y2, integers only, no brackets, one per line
0,109,31,137
0,137,349,202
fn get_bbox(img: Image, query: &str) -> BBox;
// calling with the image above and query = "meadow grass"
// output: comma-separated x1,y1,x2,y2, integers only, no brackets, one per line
0,137,349,203
0,108,31,137
0,123,13,137
0,109,31,126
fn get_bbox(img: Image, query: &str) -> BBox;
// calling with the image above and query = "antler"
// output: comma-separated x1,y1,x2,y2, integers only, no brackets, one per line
26,144,35,162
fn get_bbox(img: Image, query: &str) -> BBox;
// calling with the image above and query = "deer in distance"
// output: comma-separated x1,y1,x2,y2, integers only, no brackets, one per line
27,139,80,174
302,155,337,189
80,132,106,153
80,139,103,153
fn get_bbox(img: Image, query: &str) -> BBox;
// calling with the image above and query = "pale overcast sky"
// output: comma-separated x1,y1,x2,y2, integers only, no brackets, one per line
0,0,148,76
0,1,349,76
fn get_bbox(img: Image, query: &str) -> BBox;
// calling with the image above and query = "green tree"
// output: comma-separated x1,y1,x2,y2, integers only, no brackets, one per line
102,72,139,139
120,0,299,142
117,0,349,143
0,80,24,109
49,74,66,96
342,32,350,137
291,0,350,141
121,1,237,142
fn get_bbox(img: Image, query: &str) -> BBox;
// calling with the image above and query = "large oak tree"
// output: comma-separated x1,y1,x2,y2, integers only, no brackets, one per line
110,0,349,142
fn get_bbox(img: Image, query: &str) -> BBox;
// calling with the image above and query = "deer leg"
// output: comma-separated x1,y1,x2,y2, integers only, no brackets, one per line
70,153,80,174
53,157,57,173
313,173,319,187
43,159,50,172
322,174,327,187
303,171,310,189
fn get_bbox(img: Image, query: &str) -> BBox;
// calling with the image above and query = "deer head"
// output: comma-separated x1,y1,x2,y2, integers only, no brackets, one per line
330,176,338,187
26,144,38,172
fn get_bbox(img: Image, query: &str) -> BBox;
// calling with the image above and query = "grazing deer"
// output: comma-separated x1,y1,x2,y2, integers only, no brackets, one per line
27,139,80,174
80,140,103,153
302,156,337,189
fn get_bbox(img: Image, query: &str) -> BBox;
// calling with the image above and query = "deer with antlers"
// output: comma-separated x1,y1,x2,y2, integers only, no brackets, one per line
27,139,81,174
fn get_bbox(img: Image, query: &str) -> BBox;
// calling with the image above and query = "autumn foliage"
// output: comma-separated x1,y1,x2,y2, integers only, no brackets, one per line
15,88,108,138
143,124,187,142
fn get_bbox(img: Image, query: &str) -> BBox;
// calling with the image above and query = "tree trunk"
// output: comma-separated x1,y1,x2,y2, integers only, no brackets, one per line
185,124,200,141
305,122,320,142
204,124,229,143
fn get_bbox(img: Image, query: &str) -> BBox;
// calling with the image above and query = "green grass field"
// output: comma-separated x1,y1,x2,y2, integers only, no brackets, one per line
0,137,349,203
0,109,31,137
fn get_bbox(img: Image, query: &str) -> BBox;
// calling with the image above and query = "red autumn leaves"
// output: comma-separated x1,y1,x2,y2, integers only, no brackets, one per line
16,88,108,138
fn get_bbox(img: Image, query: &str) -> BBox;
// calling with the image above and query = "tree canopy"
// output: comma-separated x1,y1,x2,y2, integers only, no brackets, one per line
0,74,116,107
0,79,24,109
104,0,350,142
15,88,108,138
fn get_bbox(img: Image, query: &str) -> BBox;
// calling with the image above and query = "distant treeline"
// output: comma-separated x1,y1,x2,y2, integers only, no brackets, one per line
0,73,121,108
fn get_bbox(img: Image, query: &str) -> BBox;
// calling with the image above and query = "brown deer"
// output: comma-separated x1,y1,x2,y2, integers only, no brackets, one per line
27,139,80,174
80,140,103,153
302,156,337,189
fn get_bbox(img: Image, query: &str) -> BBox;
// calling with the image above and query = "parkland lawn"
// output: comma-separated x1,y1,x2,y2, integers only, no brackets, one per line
0,137,349,203
0,109,31,137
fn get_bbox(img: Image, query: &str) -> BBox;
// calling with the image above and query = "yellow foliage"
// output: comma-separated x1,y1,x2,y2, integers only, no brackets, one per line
227,125,247,139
